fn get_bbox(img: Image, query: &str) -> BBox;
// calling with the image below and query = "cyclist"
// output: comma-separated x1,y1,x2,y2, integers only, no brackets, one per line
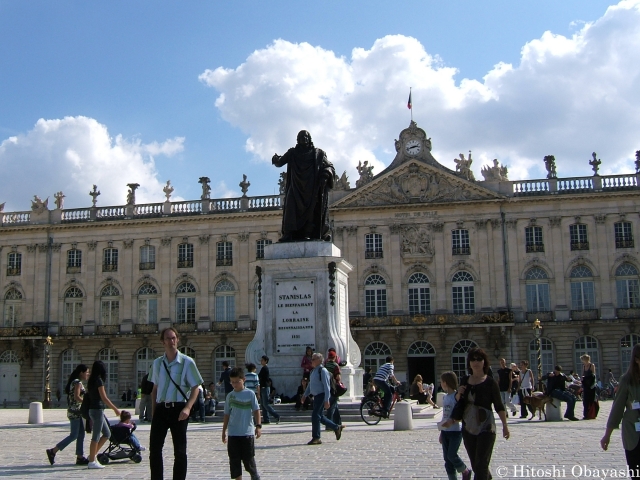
373,356,400,418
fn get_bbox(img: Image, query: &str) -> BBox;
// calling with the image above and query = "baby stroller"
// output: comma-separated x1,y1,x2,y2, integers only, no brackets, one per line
97,420,143,464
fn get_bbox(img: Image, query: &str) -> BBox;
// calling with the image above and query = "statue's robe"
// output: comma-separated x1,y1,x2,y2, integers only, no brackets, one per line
273,146,335,241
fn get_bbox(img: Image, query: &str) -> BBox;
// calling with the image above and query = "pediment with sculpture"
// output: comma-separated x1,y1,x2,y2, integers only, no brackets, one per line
332,160,502,208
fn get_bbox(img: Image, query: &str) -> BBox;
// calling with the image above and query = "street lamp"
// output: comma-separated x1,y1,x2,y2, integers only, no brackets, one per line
43,336,53,408
533,319,543,392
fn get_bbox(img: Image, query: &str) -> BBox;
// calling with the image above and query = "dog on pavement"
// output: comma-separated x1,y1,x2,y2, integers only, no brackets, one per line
522,392,555,420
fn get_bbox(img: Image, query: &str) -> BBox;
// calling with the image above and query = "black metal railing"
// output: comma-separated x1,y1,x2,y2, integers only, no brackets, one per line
452,247,471,255
0,325,48,337
58,326,83,336
216,257,233,267
570,309,599,321
616,239,635,249
526,243,545,253
526,311,552,322
96,325,120,335
617,308,640,319
6,268,20,276
570,242,589,251
349,312,513,328
177,260,193,268
365,250,383,259
66,266,81,274
139,262,155,270
102,263,118,272
133,323,159,334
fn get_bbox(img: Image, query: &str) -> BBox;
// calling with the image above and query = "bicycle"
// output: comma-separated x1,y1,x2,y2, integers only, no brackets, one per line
360,384,401,425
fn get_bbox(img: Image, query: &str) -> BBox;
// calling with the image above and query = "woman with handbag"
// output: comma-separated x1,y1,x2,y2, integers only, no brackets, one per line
601,343,640,474
46,364,90,465
451,348,510,480
86,360,121,469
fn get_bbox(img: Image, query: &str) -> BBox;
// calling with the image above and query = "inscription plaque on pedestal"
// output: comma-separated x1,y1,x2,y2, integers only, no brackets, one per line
275,279,316,353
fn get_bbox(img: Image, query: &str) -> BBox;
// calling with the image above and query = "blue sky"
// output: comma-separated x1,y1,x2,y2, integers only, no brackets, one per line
1,1,637,210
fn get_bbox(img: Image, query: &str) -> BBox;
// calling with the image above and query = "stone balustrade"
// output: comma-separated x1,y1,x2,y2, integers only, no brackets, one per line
349,311,514,328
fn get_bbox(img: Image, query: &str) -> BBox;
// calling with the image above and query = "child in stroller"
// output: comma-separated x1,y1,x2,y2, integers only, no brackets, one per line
97,410,144,464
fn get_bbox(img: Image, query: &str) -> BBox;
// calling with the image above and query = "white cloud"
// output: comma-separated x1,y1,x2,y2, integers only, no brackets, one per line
200,0,640,183
0,116,184,211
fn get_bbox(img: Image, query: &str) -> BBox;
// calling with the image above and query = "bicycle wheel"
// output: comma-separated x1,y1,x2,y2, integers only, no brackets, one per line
360,399,382,425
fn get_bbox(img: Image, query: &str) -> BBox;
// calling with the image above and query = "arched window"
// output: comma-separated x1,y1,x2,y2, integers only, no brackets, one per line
98,348,119,397
100,285,120,325
528,338,554,377
407,341,436,356
408,273,430,315
0,350,19,363
574,335,599,375
178,346,196,360
365,274,387,317
570,266,595,311
214,345,236,397
3,288,23,328
616,263,640,308
363,342,391,373
137,283,158,324
451,340,478,380
63,287,83,326
452,271,474,314
525,267,550,313
176,282,196,323
136,347,157,387
60,349,81,392
621,334,640,374
215,280,236,322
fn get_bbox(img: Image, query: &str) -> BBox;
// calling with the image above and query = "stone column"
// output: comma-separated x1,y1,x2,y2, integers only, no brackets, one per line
432,221,446,312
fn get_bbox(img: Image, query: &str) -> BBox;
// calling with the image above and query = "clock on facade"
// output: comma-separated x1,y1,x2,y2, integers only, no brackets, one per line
405,139,421,156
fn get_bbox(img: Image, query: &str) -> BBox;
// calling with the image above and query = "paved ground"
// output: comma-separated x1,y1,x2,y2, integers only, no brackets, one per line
0,401,627,479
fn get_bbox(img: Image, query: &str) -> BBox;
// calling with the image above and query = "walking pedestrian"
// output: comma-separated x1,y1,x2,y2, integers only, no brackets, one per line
438,371,471,480
46,364,90,466
148,327,204,480
581,354,599,419
496,358,516,416
218,361,233,397
86,360,121,469
324,349,342,425
222,367,262,480
517,360,535,418
258,356,280,424
301,353,344,445
139,372,153,422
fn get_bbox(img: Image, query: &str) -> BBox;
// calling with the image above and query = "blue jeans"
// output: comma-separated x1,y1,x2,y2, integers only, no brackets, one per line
326,395,341,425
88,409,110,443
260,387,279,422
441,430,467,480
56,417,85,456
129,433,142,450
374,379,392,414
551,389,577,418
311,392,339,439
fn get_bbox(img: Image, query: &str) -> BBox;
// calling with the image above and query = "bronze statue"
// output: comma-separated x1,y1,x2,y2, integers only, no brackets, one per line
272,130,335,242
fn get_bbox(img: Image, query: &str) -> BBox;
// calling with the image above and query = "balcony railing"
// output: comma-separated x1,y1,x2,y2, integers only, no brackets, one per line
570,309,599,321
570,242,589,251
617,308,640,319
526,312,552,322
513,179,550,196
349,312,513,328
558,177,593,193
102,263,118,272
139,262,155,270
96,324,120,335
216,257,233,267
66,266,81,274
602,174,638,191
365,250,383,259
526,243,545,253
0,325,48,337
59,326,83,336
616,239,635,249
452,247,471,256
133,323,159,334
6,268,21,276
177,260,193,268
174,322,197,333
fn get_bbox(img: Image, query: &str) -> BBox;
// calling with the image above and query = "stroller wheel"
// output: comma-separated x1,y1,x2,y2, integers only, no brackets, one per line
132,453,143,463
97,453,110,464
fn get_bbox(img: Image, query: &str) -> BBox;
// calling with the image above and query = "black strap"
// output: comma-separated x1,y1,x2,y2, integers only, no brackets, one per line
163,360,189,402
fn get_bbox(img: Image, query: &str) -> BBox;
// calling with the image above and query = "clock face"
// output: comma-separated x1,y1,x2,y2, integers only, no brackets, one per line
405,139,421,156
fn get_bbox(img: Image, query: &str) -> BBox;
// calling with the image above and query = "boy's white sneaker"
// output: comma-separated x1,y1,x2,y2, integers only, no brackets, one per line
88,460,105,469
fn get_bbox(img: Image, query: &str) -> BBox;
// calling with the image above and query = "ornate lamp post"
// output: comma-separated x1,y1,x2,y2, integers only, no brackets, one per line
43,336,53,408
533,319,543,392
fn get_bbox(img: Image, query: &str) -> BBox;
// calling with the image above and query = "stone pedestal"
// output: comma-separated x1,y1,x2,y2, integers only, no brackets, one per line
28,402,43,424
546,397,562,421
246,241,363,401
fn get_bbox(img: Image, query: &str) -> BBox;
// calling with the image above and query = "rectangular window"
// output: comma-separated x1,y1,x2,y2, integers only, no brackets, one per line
452,285,474,313
452,229,470,255
100,300,119,325
617,279,640,308
103,248,118,272
7,253,21,276
256,239,272,259
526,283,550,312
177,297,196,323
138,298,157,323
571,281,595,310
67,249,82,273
178,243,193,268
365,288,387,317
569,224,589,250
64,301,82,326
409,286,430,315
217,241,233,266
615,222,634,249
215,295,236,322
140,245,156,270
3,304,21,327
365,233,383,259
525,226,544,253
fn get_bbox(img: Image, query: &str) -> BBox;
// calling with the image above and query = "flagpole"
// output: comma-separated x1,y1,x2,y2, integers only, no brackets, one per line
408,87,413,122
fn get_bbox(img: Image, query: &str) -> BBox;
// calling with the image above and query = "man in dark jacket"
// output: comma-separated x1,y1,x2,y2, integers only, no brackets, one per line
546,365,579,421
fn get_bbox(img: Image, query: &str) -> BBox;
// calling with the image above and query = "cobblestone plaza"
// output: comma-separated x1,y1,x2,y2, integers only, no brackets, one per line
0,402,628,479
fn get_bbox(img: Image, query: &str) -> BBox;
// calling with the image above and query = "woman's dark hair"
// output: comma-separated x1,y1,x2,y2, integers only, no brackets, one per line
64,364,88,395
626,344,640,384
466,347,490,375
88,360,107,389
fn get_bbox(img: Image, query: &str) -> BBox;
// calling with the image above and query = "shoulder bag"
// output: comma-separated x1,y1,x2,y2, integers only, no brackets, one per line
163,361,195,415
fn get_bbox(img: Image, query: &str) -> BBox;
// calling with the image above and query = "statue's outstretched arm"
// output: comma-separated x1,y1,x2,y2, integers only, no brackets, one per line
272,151,289,167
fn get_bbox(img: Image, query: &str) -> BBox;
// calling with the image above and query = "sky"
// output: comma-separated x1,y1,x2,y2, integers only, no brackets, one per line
1,1,639,211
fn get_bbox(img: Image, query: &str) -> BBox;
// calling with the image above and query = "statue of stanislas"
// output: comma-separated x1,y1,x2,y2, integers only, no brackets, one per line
272,130,335,242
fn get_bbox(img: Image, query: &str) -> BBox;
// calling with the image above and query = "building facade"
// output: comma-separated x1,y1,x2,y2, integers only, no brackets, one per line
1,121,639,403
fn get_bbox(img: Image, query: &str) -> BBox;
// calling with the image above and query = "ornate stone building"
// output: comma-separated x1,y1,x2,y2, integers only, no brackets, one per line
1,121,639,403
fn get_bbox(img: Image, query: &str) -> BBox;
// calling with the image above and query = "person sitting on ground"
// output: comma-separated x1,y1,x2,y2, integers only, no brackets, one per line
410,374,440,408
545,365,579,421
115,410,145,451
206,382,218,416
295,377,312,411
268,379,279,404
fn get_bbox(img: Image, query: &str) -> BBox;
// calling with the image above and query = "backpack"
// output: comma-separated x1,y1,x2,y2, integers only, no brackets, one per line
320,366,347,397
